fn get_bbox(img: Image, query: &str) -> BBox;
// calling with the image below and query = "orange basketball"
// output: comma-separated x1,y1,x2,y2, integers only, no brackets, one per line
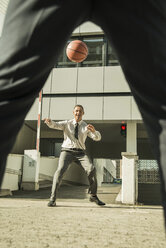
66,40,88,63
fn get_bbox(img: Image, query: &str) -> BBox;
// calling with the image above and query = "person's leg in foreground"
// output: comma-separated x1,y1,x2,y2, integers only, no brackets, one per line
0,0,91,186
91,0,166,226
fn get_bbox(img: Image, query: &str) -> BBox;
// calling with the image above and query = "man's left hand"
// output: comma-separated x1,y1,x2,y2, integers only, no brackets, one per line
87,124,95,133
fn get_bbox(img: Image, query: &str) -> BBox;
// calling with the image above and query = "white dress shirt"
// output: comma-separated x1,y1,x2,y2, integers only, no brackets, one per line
46,119,101,150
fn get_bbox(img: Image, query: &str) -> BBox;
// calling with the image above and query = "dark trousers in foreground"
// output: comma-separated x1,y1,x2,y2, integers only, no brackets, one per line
0,0,166,226
50,150,97,201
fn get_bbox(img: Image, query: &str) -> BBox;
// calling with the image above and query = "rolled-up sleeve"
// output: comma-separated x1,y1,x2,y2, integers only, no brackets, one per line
87,130,101,141
46,120,67,131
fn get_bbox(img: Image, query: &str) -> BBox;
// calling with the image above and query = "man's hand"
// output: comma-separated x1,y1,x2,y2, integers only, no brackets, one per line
44,118,51,125
87,124,95,133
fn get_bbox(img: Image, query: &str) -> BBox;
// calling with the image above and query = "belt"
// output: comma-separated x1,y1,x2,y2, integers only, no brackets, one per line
62,148,84,152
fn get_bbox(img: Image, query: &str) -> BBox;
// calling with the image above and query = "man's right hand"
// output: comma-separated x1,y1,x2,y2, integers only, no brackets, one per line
44,118,51,124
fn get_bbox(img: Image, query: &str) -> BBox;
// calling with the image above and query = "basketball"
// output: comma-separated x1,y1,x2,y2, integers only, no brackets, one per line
66,40,88,63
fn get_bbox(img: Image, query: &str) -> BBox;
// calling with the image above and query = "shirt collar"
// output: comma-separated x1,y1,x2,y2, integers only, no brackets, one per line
73,119,82,125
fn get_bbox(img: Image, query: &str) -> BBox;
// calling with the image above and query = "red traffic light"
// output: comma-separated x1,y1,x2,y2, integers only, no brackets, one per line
121,124,126,130
120,124,126,137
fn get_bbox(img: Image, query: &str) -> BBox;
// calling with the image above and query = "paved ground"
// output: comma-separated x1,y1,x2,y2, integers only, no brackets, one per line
0,185,166,248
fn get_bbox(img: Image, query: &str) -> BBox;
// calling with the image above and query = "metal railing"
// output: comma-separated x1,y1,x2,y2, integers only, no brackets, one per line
138,160,160,184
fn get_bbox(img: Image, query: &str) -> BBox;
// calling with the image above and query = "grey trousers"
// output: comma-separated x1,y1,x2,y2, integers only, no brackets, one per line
1,0,166,226
50,150,97,201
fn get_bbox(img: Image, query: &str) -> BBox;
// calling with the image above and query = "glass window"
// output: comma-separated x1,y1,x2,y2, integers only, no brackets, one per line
107,43,119,66
81,37,104,67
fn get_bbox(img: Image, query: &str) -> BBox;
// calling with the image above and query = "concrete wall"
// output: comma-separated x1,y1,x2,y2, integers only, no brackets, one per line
121,153,138,204
1,154,23,191
26,66,141,121
43,66,130,95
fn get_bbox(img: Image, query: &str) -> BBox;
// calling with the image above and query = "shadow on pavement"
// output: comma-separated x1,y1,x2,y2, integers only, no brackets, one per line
0,184,89,200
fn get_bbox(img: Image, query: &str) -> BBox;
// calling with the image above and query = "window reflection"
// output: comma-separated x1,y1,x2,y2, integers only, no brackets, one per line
81,37,104,67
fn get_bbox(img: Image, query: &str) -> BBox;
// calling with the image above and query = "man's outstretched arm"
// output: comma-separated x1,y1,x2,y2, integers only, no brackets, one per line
87,124,101,141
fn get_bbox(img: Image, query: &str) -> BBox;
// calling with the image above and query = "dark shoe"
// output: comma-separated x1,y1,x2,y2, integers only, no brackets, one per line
47,200,56,207
89,195,105,206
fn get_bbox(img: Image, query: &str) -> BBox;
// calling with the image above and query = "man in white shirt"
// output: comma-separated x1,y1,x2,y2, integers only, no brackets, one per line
44,104,105,207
